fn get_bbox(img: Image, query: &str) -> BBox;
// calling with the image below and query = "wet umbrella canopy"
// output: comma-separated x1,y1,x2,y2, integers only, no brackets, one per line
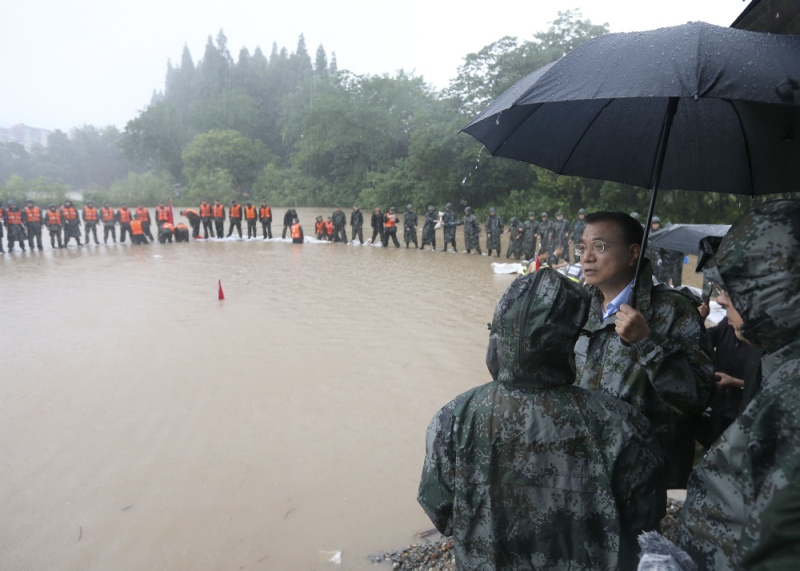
648,223,730,256
463,21,800,293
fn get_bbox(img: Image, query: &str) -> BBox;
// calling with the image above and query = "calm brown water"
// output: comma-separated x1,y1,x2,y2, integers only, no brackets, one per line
0,207,519,570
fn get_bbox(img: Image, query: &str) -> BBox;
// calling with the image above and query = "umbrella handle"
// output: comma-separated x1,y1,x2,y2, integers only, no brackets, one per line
630,97,679,305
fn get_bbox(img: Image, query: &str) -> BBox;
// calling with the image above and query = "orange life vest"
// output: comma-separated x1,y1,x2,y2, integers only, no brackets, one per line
176,223,188,230
46,210,62,225
24,206,41,222
291,223,302,239
260,205,271,218
135,207,150,221
118,208,132,223
230,204,242,218
6,209,23,225
315,221,325,234
83,207,98,221
325,220,334,234
130,220,143,235
161,223,175,232
199,203,212,217
213,204,224,218
62,206,78,221
101,207,115,222
384,213,397,228
245,205,257,219
156,206,170,221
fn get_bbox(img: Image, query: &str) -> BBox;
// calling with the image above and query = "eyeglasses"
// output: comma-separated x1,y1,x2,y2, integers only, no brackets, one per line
574,240,614,257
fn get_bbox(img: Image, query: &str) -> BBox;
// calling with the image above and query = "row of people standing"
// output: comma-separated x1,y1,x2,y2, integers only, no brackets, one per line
181,199,274,240
0,198,161,251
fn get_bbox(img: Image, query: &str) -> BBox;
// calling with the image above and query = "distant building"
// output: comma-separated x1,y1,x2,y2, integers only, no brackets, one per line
0,124,50,150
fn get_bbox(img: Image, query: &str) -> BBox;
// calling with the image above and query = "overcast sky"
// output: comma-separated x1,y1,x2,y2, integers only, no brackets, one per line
1,0,750,132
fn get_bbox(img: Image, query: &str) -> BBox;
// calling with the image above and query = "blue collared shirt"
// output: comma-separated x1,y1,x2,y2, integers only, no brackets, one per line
602,280,635,320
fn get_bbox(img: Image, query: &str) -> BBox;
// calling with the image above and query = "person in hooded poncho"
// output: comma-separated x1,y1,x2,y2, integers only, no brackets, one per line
418,268,665,570
677,200,800,569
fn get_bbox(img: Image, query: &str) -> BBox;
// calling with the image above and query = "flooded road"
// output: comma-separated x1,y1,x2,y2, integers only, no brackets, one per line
0,207,518,570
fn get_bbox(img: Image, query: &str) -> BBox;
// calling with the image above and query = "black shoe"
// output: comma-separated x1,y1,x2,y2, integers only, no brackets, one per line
454,249,458,253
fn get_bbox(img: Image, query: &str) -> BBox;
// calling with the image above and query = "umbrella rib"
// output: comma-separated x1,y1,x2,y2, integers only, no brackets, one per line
728,100,757,196
558,99,615,174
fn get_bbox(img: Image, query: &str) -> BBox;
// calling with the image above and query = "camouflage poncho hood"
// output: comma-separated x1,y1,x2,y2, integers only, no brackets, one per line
486,268,591,388
705,200,800,352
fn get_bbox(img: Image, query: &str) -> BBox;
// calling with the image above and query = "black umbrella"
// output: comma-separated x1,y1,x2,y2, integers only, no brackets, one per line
648,223,730,256
462,22,800,296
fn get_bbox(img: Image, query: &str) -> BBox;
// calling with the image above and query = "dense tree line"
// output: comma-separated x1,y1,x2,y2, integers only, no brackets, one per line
0,12,757,223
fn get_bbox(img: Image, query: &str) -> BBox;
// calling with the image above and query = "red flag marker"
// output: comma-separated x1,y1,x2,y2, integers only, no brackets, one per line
218,279,225,300
535,257,540,272
168,199,174,225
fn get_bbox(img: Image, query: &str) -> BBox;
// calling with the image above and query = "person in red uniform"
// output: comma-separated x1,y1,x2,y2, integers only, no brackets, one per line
44,203,64,249
82,200,100,245
117,203,133,243
135,204,154,241
212,199,225,238
291,217,304,244
61,199,82,246
5,200,27,252
325,217,334,241
259,200,272,239
227,200,243,238
24,199,44,250
315,216,326,240
244,202,258,239
101,201,117,243
155,201,171,230
199,200,213,238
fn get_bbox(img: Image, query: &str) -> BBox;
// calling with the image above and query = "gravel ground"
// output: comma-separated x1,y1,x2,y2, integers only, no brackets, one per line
371,498,685,569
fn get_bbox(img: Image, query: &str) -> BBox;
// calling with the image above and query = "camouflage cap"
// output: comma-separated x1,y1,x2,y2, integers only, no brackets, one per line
578,208,586,215
701,199,800,350
445,202,452,208
489,207,496,213
541,211,548,217
486,268,591,387
407,204,413,210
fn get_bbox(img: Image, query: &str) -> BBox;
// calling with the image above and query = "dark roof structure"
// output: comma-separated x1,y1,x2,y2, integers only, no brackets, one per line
732,0,800,34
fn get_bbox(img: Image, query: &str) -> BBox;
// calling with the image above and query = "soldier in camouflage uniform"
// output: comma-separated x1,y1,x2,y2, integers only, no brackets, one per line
441,203,458,252
461,206,481,254
418,268,666,570
677,200,800,569
571,208,587,260
485,207,503,257
505,216,524,259
537,211,552,255
403,204,418,249
574,212,714,489
551,210,572,262
420,205,437,250
522,212,539,260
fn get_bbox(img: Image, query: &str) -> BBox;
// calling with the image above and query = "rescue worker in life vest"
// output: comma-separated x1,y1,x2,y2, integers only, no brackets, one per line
212,199,225,237
227,200,243,238
44,203,64,249
130,214,149,245
199,200,213,238
158,222,175,243
101,201,117,243
61,199,82,246
5,200,28,252
383,207,400,247
24,199,44,250
259,200,272,239
82,200,100,245
290,217,304,244
244,202,258,239
135,204,154,241
155,201,170,231
175,223,190,242
180,209,201,238
117,203,133,243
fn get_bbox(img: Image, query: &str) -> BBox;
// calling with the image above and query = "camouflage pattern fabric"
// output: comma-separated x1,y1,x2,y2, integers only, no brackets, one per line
462,213,481,250
537,219,553,253
441,209,457,241
418,269,666,570
523,218,539,258
572,217,587,244
677,200,800,569
485,214,503,250
551,217,572,250
574,260,715,488
505,219,524,259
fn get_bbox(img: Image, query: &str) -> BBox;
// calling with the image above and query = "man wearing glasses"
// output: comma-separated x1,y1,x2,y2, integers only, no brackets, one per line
573,212,714,489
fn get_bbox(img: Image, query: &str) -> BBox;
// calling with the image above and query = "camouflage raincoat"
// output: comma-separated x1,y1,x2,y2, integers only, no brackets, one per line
574,260,714,487
677,200,800,569
418,269,665,570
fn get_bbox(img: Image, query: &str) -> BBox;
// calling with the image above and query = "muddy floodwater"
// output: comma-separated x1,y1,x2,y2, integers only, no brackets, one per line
0,207,523,570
